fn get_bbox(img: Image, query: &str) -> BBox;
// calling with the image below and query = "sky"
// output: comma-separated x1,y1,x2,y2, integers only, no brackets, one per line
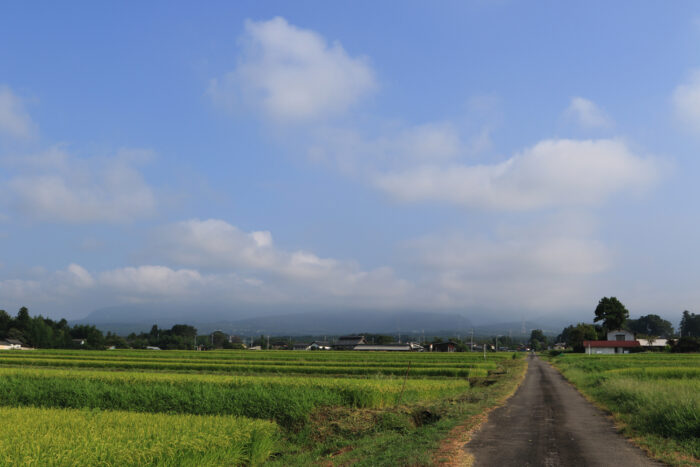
1,1,700,326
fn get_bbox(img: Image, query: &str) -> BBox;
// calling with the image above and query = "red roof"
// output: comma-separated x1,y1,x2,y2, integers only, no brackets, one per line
583,340,640,348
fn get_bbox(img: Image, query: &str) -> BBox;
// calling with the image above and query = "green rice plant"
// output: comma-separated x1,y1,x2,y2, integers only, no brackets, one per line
0,351,501,369
0,406,278,466
2,348,513,365
0,355,485,377
605,367,700,379
0,366,473,429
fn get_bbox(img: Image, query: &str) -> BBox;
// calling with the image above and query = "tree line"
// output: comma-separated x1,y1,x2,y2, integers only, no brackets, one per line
0,307,246,350
0,307,108,349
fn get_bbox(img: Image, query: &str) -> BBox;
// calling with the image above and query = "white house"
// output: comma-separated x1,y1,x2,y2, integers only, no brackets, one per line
584,329,640,354
0,339,22,350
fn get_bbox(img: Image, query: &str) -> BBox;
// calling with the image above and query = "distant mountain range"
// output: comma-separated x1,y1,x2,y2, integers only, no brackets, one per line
73,304,565,337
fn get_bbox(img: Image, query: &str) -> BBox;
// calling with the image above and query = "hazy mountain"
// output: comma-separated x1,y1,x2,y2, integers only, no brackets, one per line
73,304,474,336
472,321,564,338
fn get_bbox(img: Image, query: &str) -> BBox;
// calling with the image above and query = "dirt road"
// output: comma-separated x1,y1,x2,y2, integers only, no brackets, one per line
464,355,661,466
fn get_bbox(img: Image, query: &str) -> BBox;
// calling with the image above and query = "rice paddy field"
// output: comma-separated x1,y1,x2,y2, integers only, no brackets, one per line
0,349,525,466
549,353,700,466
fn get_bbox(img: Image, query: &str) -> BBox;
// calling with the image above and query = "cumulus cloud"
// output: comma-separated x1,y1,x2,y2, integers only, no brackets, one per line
0,258,410,319
154,218,409,301
2,147,156,223
0,214,618,317
99,266,205,297
209,17,376,121
564,97,613,129
672,69,700,132
60,264,95,288
375,139,660,210
0,218,414,316
0,264,209,313
0,85,36,139
406,222,609,311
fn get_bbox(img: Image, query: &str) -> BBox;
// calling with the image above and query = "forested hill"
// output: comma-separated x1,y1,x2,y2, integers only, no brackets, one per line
75,306,475,335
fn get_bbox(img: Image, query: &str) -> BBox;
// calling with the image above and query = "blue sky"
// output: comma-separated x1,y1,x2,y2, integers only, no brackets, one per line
1,1,700,326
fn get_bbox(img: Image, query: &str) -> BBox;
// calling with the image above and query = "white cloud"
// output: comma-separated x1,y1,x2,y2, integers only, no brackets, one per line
0,85,35,139
0,214,618,318
672,69,700,132
406,221,609,311
209,17,376,121
0,218,414,316
0,265,208,312
375,139,660,210
0,278,42,303
565,97,613,129
155,219,282,270
155,218,409,301
99,266,205,297
2,146,156,223
62,264,95,288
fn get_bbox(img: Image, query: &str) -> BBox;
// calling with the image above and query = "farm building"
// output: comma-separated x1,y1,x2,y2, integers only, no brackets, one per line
637,338,669,350
430,341,458,352
333,335,367,350
309,341,331,350
584,329,641,354
606,329,635,341
293,341,331,350
0,339,22,350
583,340,640,354
353,342,424,351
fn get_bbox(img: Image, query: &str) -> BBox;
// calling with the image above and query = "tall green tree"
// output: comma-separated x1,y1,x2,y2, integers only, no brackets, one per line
16,307,31,333
558,323,598,352
680,310,700,337
594,297,629,331
0,310,10,336
529,329,547,350
626,314,674,338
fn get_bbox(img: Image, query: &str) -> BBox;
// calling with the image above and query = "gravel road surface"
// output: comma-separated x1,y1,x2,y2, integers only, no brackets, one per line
464,355,661,466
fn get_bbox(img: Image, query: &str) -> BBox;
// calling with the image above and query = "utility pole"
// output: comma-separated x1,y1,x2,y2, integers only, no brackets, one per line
267,335,270,350
470,329,474,352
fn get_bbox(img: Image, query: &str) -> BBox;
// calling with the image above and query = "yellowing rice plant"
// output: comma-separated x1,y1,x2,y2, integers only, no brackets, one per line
0,349,522,465
0,406,278,466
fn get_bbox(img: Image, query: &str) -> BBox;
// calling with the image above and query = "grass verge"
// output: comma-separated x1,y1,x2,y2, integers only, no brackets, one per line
548,353,699,467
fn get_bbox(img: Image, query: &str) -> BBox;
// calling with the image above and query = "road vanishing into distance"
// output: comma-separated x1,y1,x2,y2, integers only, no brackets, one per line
464,355,661,467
